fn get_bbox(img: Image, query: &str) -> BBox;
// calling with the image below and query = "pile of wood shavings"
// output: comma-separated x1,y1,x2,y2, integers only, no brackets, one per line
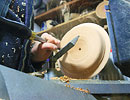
65,84,90,94
51,75,74,83
51,76,90,93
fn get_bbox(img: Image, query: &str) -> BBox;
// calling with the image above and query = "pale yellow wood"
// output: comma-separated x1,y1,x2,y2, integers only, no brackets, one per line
59,23,111,79
96,1,109,19
37,11,106,40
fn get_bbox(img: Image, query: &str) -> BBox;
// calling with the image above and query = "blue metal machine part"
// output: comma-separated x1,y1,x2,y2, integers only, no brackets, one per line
105,0,130,77
0,65,96,100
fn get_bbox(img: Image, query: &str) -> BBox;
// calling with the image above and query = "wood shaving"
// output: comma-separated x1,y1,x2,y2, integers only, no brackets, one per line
65,84,90,93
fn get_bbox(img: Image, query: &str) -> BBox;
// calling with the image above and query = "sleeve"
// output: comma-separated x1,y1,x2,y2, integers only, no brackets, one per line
0,0,11,17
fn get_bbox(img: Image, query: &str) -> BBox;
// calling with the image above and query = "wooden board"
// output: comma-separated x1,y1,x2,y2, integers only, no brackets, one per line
34,0,102,26
36,11,107,40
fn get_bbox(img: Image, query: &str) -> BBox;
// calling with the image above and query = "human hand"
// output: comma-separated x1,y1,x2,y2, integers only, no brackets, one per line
31,33,60,62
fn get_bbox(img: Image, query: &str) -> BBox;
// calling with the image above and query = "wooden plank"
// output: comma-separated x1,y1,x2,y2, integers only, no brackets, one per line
34,0,102,26
36,11,106,40
34,0,79,25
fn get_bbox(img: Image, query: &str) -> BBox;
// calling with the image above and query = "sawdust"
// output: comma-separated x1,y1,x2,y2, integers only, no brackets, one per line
51,75,90,93
65,84,90,94
51,75,76,83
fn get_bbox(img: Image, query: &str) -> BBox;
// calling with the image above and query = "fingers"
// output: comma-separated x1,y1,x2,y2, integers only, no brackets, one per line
31,33,60,62
40,42,58,51
41,33,60,48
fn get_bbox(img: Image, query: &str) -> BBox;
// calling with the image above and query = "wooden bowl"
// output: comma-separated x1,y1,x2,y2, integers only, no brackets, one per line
96,1,109,19
59,23,111,79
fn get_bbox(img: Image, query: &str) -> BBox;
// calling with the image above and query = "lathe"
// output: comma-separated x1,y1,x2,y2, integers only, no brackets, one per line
0,0,130,100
